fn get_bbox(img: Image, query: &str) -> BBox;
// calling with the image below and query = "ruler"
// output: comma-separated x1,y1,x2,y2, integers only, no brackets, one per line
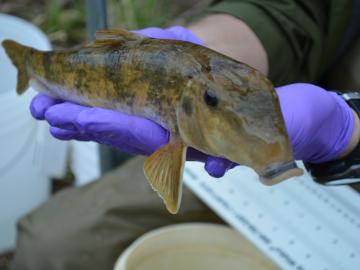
183,162,360,270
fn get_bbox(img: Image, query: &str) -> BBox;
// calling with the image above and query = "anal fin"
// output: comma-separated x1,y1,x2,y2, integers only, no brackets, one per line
144,139,186,214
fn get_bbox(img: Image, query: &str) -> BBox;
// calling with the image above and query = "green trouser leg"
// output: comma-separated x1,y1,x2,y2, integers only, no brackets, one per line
11,157,222,270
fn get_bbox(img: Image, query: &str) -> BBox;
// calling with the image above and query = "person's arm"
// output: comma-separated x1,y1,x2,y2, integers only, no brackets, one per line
189,14,268,75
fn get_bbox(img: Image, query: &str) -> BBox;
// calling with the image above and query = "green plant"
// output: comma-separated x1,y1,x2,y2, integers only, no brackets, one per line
39,0,86,44
110,0,174,29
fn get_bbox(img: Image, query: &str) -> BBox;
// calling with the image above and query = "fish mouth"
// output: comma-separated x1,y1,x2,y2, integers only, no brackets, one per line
259,161,304,185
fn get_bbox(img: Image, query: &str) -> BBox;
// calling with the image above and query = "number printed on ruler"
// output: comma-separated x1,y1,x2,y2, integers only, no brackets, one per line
183,162,360,270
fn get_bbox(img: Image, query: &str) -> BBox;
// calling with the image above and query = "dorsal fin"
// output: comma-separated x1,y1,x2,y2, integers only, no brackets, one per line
95,28,144,42
86,28,145,48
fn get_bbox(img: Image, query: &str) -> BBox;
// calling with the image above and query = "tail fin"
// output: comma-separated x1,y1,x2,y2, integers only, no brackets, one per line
2,40,30,95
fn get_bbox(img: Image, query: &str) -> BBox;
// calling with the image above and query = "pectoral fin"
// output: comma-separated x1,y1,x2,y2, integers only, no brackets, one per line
144,139,186,214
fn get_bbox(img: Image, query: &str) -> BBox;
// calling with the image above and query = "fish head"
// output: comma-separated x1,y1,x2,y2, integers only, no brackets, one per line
177,56,302,183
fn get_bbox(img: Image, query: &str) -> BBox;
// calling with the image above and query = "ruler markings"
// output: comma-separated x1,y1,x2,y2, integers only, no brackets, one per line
184,162,360,270
225,172,342,270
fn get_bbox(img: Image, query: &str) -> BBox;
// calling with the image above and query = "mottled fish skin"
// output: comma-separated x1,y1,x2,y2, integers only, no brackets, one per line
26,39,206,134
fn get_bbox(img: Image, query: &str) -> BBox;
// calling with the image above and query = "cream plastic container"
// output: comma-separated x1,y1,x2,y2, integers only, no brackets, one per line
114,223,278,270
0,13,68,251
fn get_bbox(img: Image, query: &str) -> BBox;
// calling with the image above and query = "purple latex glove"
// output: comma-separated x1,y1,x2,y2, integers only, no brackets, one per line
277,83,354,163
132,26,203,45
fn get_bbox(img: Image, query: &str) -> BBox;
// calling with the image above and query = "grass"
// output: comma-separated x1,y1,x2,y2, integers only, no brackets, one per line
1,0,204,47
109,0,175,30
39,0,86,44
1,0,86,47
0,251,14,270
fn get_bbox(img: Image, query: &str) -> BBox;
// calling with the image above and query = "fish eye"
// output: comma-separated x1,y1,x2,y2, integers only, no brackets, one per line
204,90,218,107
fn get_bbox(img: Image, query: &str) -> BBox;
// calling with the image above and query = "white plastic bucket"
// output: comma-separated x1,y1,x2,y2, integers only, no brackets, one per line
114,223,278,270
0,13,103,251
0,13,68,251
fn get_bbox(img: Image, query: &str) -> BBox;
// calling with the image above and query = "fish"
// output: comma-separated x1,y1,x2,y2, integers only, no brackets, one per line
2,28,303,214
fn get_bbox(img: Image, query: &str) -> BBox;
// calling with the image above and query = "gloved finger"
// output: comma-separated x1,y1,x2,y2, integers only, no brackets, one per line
49,127,91,141
76,108,169,155
45,102,90,131
132,28,179,39
50,125,146,155
30,94,63,120
111,143,147,156
134,26,203,46
88,129,148,155
276,83,354,162
204,156,235,178
186,148,209,162
166,26,204,45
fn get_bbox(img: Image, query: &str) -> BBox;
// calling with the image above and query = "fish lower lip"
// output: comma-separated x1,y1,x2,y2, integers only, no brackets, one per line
259,161,304,185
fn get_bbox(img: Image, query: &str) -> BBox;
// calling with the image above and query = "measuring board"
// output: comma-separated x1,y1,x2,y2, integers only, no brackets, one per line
183,162,360,270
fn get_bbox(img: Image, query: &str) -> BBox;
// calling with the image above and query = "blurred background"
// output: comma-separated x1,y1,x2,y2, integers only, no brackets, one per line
1,0,210,48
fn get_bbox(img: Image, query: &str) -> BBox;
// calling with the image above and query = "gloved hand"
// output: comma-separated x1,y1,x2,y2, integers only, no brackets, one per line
276,83,354,163
30,26,355,178
132,26,203,45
